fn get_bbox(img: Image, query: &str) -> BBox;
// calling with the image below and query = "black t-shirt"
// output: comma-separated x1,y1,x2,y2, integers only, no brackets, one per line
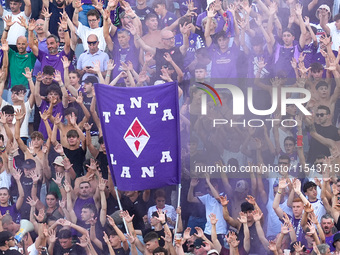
64,147,86,177
121,193,148,230
307,124,340,163
77,95,99,134
49,3,74,37
97,151,108,179
154,47,183,83
142,228,165,247
10,175,42,220
53,242,85,255
0,250,22,255
133,7,156,35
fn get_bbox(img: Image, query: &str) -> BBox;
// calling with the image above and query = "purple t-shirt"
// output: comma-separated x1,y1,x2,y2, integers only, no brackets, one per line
38,100,64,140
74,197,95,220
158,11,177,29
111,36,139,82
299,41,318,68
0,204,20,223
37,49,69,81
209,43,239,79
33,39,48,76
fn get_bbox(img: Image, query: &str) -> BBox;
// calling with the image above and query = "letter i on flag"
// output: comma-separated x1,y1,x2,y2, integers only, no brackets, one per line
94,82,181,191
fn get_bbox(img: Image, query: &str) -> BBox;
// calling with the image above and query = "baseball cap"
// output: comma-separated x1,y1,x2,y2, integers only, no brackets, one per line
22,159,36,170
53,156,64,167
0,231,12,246
207,249,219,255
316,4,331,20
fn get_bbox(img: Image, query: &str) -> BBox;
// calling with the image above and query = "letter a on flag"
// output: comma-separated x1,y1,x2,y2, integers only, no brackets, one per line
94,82,181,191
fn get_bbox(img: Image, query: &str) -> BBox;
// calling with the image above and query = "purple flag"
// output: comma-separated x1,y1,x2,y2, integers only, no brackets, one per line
94,82,181,191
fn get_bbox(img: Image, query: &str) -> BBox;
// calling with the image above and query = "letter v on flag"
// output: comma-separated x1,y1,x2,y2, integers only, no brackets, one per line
94,82,181,191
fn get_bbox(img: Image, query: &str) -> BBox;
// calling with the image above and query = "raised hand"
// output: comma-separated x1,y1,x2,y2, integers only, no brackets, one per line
103,231,110,243
183,227,191,240
209,213,218,225
62,157,73,171
41,7,52,19
107,59,115,71
252,209,263,222
92,60,101,73
278,178,288,190
75,91,84,105
219,195,229,206
120,210,134,223
29,169,41,183
237,211,247,224
15,108,25,121
17,16,27,29
194,227,204,238
98,178,107,191
53,70,62,83
61,56,70,69
48,229,57,243
293,178,302,194
245,195,256,205
256,57,267,69
26,196,37,207
52,172,64,186
34,209,45,222
64,180,72,193
28,19,36,31
293,241,305,253
3,15,15,28
39,109,50,121
36,72,43,82
163,52,173,63
54,143,64,155
107,215,116,226
268,240,277,251
22,67,32,80
12,169,22,181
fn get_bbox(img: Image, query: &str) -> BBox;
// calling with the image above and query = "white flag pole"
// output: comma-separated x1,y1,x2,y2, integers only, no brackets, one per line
115,186,129,235
173,183,182,245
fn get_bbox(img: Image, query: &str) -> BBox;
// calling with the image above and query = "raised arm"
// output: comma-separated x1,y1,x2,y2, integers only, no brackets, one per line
129,24,156,55
187,178,200,203
23,0,31,17
220,195,241,229
28,19,39,56
13,169,24,210
72,0,83,28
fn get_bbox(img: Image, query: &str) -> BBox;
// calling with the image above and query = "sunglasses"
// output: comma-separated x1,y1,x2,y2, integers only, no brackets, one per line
87,41,98,46
316,113,327,117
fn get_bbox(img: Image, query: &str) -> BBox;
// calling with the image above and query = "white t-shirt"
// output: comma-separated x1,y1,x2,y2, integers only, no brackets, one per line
198,194,227,235
147,204,177,229
310,199,326,223
2,10,30,45
76,22,108,52
0,170,11,189
327,22,340,51
2,100,33,138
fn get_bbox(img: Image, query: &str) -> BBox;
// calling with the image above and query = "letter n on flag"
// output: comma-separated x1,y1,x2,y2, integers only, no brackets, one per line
94,82,181,191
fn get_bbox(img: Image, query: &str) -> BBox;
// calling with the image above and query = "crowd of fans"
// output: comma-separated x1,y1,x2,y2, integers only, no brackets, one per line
0,0,340,254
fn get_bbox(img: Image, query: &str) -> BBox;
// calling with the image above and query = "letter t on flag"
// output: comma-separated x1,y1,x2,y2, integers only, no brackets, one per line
94,82,181,191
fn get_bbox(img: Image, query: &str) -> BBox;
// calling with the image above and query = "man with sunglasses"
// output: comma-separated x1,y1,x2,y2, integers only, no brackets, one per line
0,231,21,254
307,105,340,163
77,34,109,80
